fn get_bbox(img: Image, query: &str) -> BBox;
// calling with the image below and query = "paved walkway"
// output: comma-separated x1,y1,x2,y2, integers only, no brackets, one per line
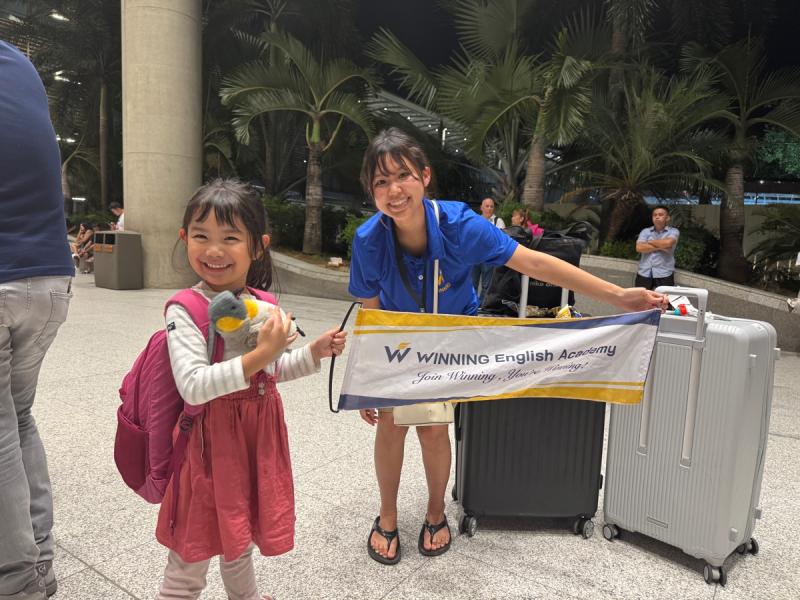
36,276,799,599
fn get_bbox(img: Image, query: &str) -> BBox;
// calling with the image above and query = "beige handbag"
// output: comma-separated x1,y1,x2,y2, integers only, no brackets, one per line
393,400,455,427
391,201,455,427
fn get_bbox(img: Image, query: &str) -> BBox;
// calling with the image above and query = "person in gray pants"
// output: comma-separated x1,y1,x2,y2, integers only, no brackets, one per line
0,41,75,599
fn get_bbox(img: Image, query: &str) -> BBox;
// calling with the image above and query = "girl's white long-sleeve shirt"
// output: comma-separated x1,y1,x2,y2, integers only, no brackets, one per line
165,286,318,406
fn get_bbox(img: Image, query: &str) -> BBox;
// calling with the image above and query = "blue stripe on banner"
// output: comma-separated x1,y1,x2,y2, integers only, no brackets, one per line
518,310,661,330
338,394,426,411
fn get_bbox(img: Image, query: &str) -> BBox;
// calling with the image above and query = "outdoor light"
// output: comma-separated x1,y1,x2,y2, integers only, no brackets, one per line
49,10,69,21
8,14,22,23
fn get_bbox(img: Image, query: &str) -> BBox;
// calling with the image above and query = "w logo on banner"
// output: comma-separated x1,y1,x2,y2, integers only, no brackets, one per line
385,343,411,363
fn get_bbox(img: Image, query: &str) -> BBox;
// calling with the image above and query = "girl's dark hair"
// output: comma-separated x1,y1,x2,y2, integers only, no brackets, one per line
360,128,432,199
181,178,273,290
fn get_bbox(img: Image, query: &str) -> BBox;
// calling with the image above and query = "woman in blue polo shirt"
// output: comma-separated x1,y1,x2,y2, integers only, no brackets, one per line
349,128,666,566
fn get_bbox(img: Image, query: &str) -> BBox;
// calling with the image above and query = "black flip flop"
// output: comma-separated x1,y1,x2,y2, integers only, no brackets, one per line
367,516,401,565
418,515,452,556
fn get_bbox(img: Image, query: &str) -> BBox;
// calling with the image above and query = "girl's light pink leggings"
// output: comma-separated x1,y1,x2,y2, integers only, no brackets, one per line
155,546,264,600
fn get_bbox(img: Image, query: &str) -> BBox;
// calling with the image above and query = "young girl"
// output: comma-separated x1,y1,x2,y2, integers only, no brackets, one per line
348,128,666,565
155,179,346,599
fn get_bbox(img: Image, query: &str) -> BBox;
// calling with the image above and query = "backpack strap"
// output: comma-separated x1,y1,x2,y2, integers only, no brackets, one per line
166,288,213,329
162,288,224,531
248,286,277,305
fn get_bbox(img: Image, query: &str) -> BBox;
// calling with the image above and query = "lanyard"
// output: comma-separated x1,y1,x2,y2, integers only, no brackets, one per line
393,223,427,313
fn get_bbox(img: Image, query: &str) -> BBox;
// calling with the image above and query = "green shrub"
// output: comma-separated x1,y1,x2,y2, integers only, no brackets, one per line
599,239,639,260
67,211,115,230
538,210,572,231
321,207,353,256
264,196,365,256
264,197,305,250
340,213,372,259
675,223,719,275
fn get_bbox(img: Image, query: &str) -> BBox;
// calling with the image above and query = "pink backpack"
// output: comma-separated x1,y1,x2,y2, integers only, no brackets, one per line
114,287,276,526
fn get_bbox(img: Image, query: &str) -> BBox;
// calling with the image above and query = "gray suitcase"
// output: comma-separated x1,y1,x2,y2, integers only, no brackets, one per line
602,287,778,586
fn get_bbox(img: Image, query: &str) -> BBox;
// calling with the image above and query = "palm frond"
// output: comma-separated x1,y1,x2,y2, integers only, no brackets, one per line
604,0,657,51
220,60,309,105
749,67,800,113
453,0,536,59
229,89,311,144
750,101,800,138
257,29,323,98
319,91,375,141
319,58,375,103
366,28,438,110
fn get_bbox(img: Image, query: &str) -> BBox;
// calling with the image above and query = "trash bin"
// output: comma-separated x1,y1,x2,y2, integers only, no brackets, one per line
93,231,143,290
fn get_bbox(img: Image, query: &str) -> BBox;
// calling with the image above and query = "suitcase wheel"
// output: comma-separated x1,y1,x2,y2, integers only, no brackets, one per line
459,515,478,537
573,517,595,539
703,563,727,586
602,523,620,541
736,537,759,556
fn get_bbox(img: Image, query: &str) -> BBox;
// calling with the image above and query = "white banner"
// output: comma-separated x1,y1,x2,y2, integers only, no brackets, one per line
337,309,660,410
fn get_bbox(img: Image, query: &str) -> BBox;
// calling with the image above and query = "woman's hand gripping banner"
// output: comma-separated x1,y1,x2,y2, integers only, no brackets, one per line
336,308,661,411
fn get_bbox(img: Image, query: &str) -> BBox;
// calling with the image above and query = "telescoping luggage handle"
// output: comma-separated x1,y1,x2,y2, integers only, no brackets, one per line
518,275,569,318
638,286,709,467
655,286,708,343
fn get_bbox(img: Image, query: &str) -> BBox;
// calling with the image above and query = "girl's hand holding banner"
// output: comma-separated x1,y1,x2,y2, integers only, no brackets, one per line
337,308,661,411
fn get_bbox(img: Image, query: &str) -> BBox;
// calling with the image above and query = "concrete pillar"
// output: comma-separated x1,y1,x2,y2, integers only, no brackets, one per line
121,0,201,288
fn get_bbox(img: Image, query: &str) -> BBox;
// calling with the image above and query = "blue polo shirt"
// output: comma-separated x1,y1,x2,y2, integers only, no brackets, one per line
0,41,73,284
349,199,518,315
637,225,679,278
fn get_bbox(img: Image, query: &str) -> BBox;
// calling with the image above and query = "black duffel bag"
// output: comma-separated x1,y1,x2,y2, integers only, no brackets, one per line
480,222,590,316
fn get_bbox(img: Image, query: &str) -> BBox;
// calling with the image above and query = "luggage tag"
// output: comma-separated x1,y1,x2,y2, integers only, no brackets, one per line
668,294,699,317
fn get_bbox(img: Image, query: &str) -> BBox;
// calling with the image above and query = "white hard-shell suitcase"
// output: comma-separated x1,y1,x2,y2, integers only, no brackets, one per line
602,287,778,586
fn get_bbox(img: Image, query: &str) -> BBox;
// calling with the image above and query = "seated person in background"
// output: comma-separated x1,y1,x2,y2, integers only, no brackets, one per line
510,208,544,237
71,223,95,268
75,223,96,273
109,202,124,230
70,223,90,261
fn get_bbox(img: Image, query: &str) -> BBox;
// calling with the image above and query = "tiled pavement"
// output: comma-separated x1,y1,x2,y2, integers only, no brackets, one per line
33,275,800,599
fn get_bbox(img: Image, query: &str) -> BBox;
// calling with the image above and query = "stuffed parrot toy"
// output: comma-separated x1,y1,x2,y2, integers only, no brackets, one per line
207,290,300,362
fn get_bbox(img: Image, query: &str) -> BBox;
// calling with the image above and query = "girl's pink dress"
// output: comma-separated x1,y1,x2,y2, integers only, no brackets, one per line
156,370,295,562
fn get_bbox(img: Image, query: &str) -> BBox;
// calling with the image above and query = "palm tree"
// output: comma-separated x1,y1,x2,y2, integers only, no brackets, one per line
747,205,800,276
682,39,800,283
604,0,656,117
516,13,612,210
370,2,609,212
579,65,727,240
605,0,656,58
6,0,121,210
221,30,374,254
